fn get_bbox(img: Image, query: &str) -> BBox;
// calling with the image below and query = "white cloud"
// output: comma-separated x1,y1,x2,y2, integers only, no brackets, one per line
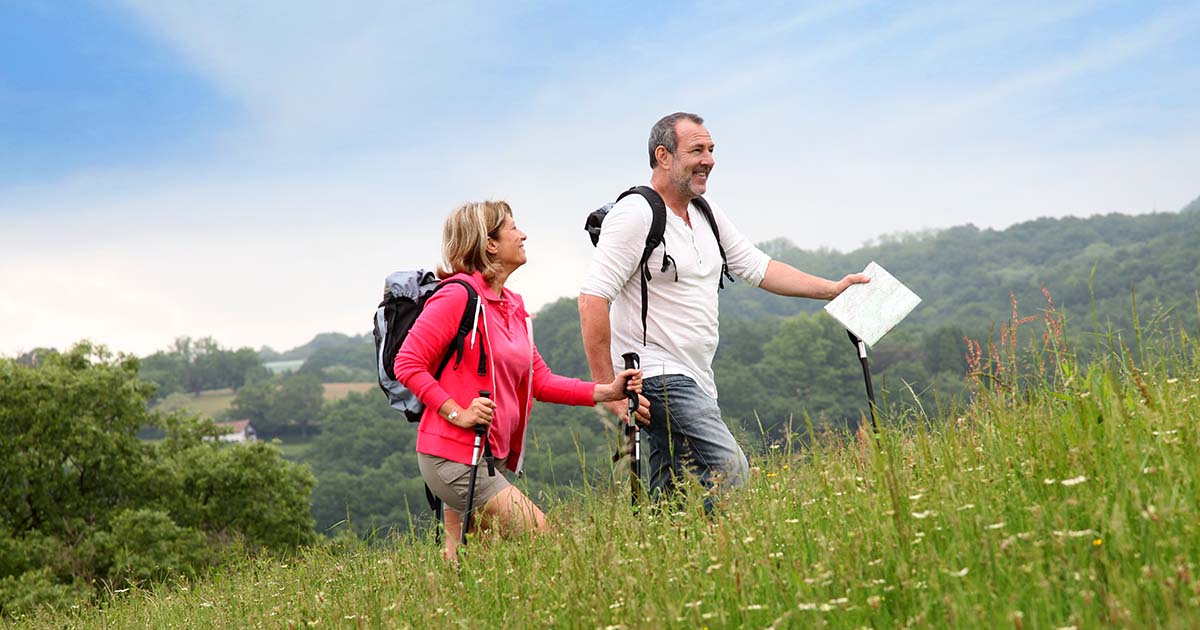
3,2,1198,356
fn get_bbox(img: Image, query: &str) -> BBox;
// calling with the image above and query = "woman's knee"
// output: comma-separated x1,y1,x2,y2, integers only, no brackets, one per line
483,486,547,535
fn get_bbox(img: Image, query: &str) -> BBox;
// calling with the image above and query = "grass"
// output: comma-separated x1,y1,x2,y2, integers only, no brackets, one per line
152,388,238,418
16,322,1200,628
321,382,376,401
276,438,314,463
152,382,375,420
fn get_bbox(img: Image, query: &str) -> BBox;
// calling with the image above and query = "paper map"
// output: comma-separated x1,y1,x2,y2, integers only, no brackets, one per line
823,261,921,347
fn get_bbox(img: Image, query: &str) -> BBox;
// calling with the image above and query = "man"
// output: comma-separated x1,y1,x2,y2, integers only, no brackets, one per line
579,112,868,504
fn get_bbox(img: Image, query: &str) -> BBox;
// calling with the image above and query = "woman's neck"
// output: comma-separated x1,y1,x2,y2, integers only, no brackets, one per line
487,268,510,297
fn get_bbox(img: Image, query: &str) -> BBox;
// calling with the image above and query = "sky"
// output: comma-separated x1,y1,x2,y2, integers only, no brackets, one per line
2,1,1198,358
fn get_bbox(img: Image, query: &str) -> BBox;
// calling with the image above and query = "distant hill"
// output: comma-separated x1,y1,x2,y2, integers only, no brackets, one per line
259,332,373,362
720,198,1200,337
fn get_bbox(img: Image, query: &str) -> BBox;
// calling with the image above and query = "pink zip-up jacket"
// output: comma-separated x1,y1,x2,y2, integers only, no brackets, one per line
393,271,595,474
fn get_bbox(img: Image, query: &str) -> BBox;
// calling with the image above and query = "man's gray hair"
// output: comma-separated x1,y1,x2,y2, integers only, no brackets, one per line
648,112,704,168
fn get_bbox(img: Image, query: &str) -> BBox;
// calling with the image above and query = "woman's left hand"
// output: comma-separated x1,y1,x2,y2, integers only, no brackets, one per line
596,368,643,403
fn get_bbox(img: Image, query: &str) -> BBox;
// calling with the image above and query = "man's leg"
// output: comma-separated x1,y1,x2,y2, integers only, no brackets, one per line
642,374,750,504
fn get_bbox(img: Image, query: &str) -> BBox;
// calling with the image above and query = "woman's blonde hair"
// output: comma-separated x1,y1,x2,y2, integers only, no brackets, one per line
437,200,513,281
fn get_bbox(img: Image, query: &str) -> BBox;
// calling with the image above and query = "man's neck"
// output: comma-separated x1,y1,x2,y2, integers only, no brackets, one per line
650,173,692,219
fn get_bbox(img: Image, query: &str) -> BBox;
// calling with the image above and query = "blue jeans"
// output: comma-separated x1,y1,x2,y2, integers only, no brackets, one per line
642,374,749,505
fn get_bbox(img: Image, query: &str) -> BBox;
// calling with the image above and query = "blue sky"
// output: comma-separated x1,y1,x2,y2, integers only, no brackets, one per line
2,1,1198,356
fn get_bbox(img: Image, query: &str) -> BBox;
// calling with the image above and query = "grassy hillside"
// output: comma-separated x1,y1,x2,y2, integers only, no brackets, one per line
21,314,1199,628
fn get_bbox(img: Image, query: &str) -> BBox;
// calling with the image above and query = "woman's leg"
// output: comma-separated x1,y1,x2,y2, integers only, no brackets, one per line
479,485,548,537
442,507,463,562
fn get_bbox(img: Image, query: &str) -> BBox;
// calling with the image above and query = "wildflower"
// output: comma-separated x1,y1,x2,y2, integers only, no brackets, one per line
957,503,976,511
867,595,882,609
705,564,722,574
743,604,764,611
1061,476,1087,487
785,518,800,524
769,443,781,449
684,600,703,609
909,493,923,501
945,567,969,577
797,603,818,611
1043,478,1057,485
986,522,1005,530
742,536,755,544
868,558,883,566
200,602,214,608
1079,392,1091,398
768,552,784,559
604,625,624,630
912,510,933,519
1167,378,1179,384
1093,538,1102,547
1142,466,1157,474
609,599,624,609
828,597,849,605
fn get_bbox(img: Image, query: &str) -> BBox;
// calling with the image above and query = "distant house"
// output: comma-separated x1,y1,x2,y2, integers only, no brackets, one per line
214,419,257,443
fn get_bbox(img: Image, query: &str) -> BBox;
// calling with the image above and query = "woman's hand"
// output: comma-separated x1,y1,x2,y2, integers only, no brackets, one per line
595,368,643,403
441,397,495,429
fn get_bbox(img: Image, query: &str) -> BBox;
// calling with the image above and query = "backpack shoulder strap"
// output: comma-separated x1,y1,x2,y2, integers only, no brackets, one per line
431,279,485,378
615,186,669,345
691,196,735,289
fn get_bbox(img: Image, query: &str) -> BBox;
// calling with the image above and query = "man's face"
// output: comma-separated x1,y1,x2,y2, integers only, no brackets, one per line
665,120,715,199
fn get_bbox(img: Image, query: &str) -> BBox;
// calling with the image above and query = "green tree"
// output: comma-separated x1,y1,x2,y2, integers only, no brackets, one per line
0,343,315,616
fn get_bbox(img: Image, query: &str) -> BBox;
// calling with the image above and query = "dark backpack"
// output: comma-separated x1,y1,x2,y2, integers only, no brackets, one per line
584,186,735,344
373,270,485,422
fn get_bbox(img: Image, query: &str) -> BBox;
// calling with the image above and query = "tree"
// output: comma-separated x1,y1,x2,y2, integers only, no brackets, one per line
0,343,314,616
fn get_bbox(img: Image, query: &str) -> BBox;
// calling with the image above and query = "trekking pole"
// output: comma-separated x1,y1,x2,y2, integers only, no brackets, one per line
847,331,880,435
461,389,491,547
621,352,642,506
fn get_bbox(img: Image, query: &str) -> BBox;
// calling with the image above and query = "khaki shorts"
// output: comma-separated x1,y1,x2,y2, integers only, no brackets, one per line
418,452,511,514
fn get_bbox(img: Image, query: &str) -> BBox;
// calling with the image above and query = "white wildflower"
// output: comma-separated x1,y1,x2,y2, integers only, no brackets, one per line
742,536,755,544
1061,476,1087,487
785,518,800,524
1043,478,1057,485
908,493,922,501
912,510,934,519
705,564,722,574
945,567,969,577
986,522,1005,530
684,600,703,609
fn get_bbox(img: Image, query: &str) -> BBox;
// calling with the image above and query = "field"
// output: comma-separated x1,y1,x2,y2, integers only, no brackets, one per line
321,381,377,401
16,323,1200,628
153,382,376,419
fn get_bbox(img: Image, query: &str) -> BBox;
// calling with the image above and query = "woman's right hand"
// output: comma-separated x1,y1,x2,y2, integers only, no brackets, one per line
447,397,495,429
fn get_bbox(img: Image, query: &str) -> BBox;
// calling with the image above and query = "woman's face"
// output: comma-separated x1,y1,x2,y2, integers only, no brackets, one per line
488,214,527,272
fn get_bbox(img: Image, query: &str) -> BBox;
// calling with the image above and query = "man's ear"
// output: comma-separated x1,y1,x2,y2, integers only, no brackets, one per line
655,145,672,168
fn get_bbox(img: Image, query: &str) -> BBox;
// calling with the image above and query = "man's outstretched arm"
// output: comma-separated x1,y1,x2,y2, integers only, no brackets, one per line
758,260,869,300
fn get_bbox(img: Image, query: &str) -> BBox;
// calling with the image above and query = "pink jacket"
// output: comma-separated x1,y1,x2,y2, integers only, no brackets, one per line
393,271,595,473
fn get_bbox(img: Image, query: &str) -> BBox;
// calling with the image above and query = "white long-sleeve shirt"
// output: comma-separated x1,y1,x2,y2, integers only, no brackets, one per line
581,193,771,399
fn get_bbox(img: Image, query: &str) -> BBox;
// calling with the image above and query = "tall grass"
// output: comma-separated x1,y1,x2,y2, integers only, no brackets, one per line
15,306,1200,629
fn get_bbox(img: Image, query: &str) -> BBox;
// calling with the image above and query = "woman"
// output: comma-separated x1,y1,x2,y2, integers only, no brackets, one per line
394,200,647,559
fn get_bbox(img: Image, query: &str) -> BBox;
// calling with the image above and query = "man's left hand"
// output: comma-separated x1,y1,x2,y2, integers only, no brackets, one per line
831,273,870,299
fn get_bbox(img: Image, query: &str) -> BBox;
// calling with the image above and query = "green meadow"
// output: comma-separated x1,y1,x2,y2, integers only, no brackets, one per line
15,309,1200,629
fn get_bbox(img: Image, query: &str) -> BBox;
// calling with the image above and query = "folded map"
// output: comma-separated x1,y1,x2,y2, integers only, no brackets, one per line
823,261,921,347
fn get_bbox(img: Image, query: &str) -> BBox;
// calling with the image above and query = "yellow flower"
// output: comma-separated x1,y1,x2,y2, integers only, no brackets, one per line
1093,538,1102,547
